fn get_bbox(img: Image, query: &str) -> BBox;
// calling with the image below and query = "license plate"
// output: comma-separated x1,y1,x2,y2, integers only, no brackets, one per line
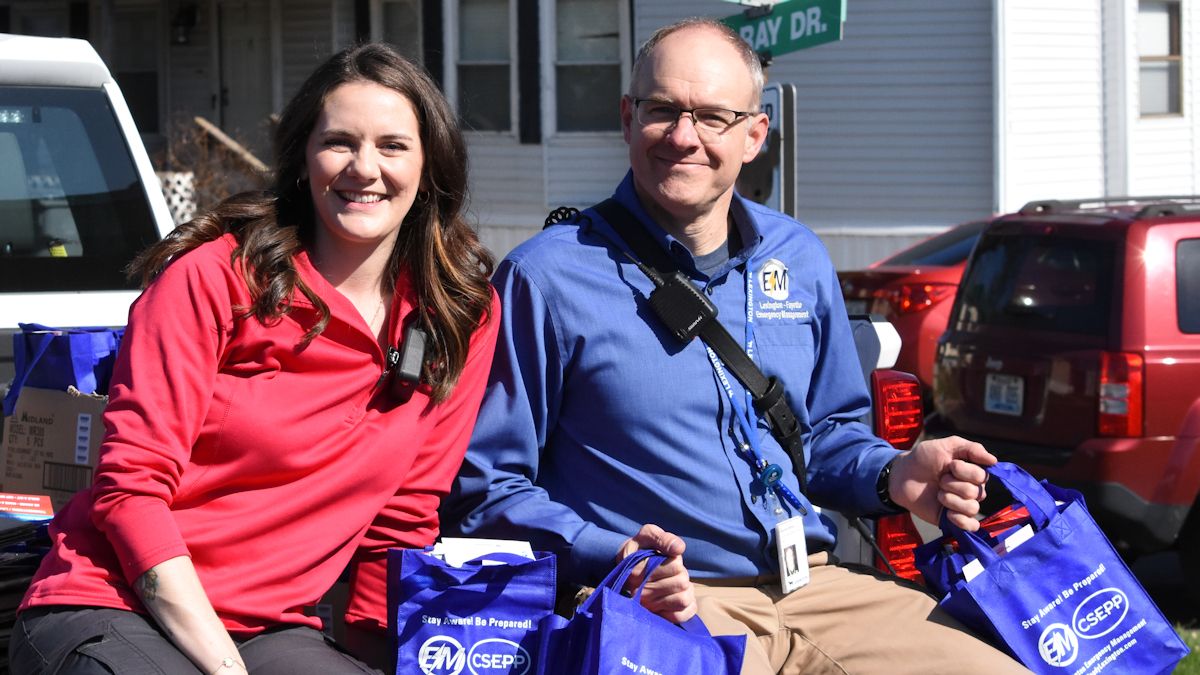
985,373,1023,416
845,299,869,315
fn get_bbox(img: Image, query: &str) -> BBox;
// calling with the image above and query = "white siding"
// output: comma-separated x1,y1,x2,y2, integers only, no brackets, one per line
782,1,994,233
544,136,629,207
998,0,1106,211
1128,0,1200,195
465,136,545,256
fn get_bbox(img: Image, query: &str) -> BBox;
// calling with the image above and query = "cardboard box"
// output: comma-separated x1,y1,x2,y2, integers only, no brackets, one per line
0,386,107,510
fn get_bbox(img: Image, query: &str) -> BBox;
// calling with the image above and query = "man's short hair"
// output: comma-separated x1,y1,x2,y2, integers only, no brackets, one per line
629,17,765,110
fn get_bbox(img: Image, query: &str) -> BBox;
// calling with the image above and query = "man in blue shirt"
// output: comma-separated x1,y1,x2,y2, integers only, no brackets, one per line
446,17,1028,674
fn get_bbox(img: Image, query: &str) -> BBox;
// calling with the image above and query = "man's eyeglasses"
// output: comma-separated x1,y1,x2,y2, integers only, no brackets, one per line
632,98,754,138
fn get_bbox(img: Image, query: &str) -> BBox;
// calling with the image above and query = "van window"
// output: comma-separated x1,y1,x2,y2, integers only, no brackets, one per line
954,233,1117,336
1179,238,1200,333
0,86,159,292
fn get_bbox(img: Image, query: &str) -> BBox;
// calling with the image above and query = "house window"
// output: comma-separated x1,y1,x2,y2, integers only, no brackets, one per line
457,0,512,132
554,0,621,132
377,0,423,65
1139,0,1182,116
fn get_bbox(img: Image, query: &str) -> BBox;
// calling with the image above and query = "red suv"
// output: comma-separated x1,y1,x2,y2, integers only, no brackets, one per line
931,197,1200,599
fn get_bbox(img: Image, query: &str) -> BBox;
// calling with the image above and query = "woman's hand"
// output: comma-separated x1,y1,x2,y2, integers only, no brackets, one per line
616,524,697,623
135,556,248,675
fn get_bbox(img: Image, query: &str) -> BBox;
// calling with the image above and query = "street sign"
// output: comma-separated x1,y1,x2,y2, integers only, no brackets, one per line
723,0,845,59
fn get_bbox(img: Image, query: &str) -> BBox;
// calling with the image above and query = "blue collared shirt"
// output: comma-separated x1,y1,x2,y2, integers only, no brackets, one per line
446,172,900,583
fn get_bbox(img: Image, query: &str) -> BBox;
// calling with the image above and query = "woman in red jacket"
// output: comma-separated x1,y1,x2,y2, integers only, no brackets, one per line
10,43,499,675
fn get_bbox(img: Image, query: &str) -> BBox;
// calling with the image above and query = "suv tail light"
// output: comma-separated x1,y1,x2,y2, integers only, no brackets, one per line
874,514,924,583
1098,352,1144,437
875,283,956,315
872,369,923,449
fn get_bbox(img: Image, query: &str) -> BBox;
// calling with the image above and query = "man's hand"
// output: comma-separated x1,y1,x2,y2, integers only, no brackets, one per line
616,524,697,623
889,436,997,531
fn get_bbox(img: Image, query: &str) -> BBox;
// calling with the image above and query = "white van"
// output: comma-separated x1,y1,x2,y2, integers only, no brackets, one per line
0,33,175,388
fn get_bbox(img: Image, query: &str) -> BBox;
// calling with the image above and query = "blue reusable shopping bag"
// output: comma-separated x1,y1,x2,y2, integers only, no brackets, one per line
536,549,745,675
387,548,556,675
914,462,1189,675
3,323,123,416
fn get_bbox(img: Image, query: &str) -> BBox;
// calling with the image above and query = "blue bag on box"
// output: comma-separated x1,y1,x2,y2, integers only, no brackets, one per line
536,549,744,675
914,462,1188,675
3,323,123,416
388,547,555,675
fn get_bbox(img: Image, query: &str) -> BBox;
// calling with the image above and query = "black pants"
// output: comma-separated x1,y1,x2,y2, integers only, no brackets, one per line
9,607,384,675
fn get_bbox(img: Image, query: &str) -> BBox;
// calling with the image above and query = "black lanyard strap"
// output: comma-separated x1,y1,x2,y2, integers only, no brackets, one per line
589,198,808,493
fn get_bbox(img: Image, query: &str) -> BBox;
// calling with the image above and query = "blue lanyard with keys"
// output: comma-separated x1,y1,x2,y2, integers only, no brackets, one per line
704,269,806,516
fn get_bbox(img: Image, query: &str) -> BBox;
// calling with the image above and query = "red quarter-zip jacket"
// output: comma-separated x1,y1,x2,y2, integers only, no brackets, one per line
19,234,500,635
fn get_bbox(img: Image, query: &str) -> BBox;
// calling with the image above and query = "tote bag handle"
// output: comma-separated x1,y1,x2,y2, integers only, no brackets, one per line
582,549,711,636
938,462,1059,567
3,324,57,416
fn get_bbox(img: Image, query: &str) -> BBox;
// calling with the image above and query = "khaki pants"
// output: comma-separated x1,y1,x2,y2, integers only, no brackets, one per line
694,552,1031,675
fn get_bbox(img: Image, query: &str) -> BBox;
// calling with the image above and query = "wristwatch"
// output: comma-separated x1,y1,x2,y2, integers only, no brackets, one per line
875,456,903,512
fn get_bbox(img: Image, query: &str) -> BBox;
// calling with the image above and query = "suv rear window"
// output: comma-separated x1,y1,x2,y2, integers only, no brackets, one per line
880,220,988,266
0,86,160,292
1180,238,1200,334
954,232,1117,336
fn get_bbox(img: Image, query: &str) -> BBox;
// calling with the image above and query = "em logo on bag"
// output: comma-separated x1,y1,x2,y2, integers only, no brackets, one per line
419,636,466,675
1038,623,1079,667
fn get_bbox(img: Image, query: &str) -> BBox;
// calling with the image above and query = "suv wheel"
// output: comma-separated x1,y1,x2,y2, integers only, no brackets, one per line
1180,505,1200,607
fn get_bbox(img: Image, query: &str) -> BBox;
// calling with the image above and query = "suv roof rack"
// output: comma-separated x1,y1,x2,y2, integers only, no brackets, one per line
1018,196,1200,217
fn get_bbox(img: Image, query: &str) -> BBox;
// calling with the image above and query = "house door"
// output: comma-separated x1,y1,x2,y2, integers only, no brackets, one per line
217,0,273,161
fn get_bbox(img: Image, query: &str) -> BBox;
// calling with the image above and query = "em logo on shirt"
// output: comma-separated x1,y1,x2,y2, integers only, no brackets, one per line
759,258,790,301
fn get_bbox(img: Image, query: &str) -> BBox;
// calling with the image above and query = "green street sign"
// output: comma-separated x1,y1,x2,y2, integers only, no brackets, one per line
723,0,846,58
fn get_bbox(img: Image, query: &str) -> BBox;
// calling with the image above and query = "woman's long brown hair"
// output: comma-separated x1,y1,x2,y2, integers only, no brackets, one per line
129,44,493,402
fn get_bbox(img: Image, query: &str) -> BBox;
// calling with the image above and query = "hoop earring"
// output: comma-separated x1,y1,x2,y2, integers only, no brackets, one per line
296,175,307,191
416,191,429,204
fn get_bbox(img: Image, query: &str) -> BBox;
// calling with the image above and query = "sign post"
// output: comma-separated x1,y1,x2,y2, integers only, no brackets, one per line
722,0,846,60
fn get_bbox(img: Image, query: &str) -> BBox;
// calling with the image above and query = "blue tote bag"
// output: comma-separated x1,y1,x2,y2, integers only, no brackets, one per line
3,323,123,416
914,462,1188,675
387,548,556,675
536,550,745,675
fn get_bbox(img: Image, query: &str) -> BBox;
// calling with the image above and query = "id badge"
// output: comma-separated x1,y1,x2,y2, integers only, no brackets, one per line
775,515,809,594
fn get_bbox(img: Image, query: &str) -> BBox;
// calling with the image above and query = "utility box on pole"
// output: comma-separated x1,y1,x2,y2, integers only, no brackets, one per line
738,82,797,217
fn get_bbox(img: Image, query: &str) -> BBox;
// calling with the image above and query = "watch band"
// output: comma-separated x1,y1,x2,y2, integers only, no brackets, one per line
875,456,903,512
